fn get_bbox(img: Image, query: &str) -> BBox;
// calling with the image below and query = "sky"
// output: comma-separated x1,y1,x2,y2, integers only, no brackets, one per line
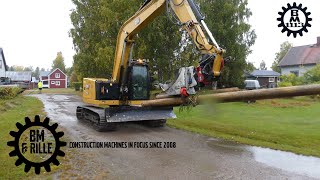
0,0,319,70
247,0,320,69
0,0,75,69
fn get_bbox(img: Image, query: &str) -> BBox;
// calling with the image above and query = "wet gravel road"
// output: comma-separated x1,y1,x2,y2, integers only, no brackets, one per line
32,94,319,179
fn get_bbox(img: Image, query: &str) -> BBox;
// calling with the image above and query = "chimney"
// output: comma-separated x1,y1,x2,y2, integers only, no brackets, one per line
317,37,320,46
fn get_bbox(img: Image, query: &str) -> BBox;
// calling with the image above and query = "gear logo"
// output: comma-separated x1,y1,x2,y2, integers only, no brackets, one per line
7,115,66,174
277,2,312,38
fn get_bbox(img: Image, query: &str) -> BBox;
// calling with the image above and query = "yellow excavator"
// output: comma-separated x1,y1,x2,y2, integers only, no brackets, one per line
76,0,225,131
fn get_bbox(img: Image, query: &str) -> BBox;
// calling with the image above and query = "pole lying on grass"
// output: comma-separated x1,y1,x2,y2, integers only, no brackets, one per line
142,84,320,107
155,87,240,99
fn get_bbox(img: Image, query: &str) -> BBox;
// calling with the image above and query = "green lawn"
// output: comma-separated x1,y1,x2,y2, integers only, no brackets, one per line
0,96,47,178
168,97,320,157
0,93,91,179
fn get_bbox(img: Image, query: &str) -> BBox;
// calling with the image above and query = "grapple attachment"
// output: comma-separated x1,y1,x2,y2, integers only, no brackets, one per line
159,66,197,97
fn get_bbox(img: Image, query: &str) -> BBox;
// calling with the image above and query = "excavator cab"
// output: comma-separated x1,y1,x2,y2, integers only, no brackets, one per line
126,59,150,100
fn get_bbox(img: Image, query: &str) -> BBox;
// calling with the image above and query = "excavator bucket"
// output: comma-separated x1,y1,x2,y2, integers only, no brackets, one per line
76,105,176,131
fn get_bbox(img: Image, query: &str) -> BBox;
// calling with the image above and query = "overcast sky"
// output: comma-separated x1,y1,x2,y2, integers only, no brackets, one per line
0,0,75,69
0,0,319,70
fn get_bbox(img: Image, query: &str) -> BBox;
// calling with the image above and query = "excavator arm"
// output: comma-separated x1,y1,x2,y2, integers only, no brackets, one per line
111,0,224,84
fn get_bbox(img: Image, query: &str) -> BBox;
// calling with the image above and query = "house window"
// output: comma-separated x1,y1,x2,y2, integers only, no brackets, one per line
51,81,55,84
290,71,299,76
56,81,60,86
55,73,60,78
269,77,275,83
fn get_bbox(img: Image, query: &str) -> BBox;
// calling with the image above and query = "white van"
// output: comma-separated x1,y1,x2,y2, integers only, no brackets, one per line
244,80,260,90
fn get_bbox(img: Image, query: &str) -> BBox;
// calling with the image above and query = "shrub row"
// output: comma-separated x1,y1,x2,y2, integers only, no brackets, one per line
73,82,83,91
0,87,23,99
279,64,320,87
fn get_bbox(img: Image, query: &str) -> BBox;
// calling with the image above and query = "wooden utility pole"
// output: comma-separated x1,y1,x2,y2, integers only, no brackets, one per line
142,85,320,107
155,87,240,99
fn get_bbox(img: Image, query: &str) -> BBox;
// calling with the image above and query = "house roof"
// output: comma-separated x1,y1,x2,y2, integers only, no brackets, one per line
279,44,320,67
39,71,50,77
40,68,67,78
6,71,32,81
47,68,67,77
248,70,280,77
0,48,8,71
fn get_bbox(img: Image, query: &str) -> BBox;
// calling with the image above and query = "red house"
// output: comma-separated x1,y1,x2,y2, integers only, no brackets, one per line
39,68,67,88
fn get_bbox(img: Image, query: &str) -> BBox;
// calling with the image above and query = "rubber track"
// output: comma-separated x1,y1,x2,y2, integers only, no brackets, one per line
76,106,115,131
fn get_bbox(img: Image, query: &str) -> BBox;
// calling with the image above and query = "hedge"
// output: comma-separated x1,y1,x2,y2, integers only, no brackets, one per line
73,82,83,91
0,87,23,99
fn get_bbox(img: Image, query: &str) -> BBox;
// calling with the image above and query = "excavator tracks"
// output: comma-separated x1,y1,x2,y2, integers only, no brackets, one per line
76,106,116,131
76,105,175,131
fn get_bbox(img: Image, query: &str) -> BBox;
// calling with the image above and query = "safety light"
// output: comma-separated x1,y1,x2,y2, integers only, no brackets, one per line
137,59,143,64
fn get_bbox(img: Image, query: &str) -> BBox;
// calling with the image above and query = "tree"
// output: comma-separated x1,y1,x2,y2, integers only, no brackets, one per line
52,52,66,73
70,0,256,87
40,68,46,71
70,71,79,83
33,67,40,78
272,41,292,72
259,60,267,70
23,66,33,71
198,0,256,87
245,62,256,72
66,66,74,76
10,65,24,71
9,66,15,71
70,0,140,79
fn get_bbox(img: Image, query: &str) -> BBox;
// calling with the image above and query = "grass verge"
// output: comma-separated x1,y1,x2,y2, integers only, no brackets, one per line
168,97,320,157
0,96,45,178
0,95,70,179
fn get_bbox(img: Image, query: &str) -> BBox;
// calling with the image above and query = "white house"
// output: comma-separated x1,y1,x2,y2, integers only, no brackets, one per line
278,37,320,76
39,68,68,88
0,48,8,79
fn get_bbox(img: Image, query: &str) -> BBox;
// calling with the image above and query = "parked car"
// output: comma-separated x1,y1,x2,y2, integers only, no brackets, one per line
244,80,260,90
244,80,260,103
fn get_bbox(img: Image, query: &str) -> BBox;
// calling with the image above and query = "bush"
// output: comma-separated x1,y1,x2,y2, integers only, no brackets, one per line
278,81,292,87
280,73,303,86
73,82,83,91
0,87,23,99
303,64,320,84
279,65,320,87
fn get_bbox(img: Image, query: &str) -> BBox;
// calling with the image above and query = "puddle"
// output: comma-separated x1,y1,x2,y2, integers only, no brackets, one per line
206,138,247,155
249,146,320,179
207,138,320,178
